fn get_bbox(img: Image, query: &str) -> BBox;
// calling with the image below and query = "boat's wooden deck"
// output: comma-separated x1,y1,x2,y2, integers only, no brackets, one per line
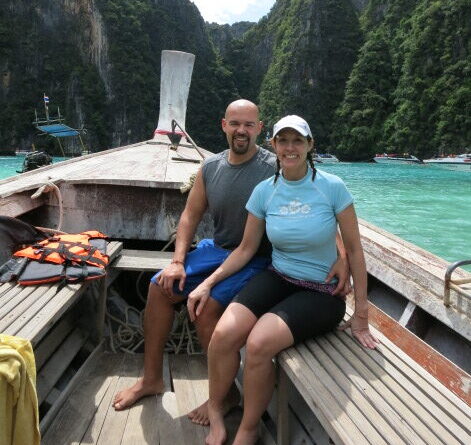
41,352,274,445
0,136,210,218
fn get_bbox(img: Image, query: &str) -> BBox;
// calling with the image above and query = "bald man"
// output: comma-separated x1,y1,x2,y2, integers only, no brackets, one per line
113,100,276,420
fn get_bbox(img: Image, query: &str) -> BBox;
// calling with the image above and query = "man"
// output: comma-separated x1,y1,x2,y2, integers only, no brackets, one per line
113,99,348,425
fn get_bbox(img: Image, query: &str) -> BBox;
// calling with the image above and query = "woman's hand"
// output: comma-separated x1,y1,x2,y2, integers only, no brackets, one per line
325,256,352,296
187,282,212,322
339,311,380,349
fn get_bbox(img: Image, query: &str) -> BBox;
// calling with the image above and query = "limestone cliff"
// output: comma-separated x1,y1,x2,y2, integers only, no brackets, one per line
0,0,235,154
219,0,363,148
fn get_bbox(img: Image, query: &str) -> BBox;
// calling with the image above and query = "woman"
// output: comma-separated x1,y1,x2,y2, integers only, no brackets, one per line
187,115,379,445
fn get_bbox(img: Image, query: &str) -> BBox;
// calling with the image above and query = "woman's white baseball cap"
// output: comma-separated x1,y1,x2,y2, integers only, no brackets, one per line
273,115,312,138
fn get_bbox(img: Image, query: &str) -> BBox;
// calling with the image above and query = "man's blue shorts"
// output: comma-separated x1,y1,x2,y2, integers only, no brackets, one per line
151,239,270,307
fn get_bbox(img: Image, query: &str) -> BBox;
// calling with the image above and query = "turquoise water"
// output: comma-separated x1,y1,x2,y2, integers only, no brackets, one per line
0,155,67,179
316,162,471,268
1,157,470,267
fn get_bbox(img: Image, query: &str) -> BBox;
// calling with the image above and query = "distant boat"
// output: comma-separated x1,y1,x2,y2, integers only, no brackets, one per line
314,153,339,163
373,153,422,164
16,151,52,173
423,153,471,172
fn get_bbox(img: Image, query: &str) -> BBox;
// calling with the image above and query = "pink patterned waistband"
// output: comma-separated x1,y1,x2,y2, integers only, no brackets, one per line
269,266,344,299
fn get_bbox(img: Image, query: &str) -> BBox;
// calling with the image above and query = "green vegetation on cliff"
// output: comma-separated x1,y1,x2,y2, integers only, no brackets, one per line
334,0,471,160
0,0,236,154
1,0,469,159
97,0,237,149
257,0,362,149
0,0,109,153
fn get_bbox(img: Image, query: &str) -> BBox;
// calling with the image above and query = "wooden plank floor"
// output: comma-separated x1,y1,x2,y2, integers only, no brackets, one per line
42,352,271,445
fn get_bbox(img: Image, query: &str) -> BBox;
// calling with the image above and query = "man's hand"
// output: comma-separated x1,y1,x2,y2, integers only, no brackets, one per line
157,262,186,297
339,312,380,349
325,256,352,296
187,283,212,322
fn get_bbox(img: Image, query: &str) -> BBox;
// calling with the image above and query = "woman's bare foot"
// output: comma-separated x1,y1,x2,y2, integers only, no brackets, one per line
188,384,240,425
113,378,165,410
205,402,227,445
232,427,259,445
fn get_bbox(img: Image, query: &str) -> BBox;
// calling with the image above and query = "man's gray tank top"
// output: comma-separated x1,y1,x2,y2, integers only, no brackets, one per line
202,147,276,255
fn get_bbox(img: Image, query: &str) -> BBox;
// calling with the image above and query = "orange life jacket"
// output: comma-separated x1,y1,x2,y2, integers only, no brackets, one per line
14,231,109,269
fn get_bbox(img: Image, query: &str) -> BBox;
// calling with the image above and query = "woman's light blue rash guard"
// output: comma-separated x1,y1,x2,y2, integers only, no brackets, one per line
246,168,354,283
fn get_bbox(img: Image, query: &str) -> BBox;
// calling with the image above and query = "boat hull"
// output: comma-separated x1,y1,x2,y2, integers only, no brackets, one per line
373,157,421,164
314,154,339,163
423,160,471,171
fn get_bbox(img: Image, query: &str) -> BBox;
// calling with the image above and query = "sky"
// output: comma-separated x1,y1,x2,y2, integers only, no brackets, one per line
190,0,276,24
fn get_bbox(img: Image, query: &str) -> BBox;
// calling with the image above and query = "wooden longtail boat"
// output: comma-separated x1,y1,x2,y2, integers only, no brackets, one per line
0,51,469,444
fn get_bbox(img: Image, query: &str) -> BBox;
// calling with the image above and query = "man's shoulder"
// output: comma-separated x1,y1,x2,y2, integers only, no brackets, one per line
256,147,276,167
203,150,228,167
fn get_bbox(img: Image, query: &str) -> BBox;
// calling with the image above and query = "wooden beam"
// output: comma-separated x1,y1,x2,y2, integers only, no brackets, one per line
37,328,88,404
276,367,290,445
0,192,46,217
111,249,172,271
398,301,417,327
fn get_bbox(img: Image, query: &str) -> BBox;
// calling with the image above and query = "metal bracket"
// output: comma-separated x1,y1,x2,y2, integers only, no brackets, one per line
444,259,471,306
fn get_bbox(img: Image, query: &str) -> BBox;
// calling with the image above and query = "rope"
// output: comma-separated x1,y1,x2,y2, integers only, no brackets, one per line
31,181,64,232
105,219,202,355
180,172,197,194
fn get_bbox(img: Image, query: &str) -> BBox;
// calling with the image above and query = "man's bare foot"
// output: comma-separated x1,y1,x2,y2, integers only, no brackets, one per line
232,427,259,445
205,402,227,445
188,384,240,425
113,378,164,410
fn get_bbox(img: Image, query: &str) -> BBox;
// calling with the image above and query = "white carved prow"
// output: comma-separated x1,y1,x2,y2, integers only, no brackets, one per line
154,50,195,138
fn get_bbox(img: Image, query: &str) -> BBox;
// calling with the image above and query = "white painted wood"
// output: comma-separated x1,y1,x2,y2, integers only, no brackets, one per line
13,282,88,345
0,282,16,298
308,337,409,445
0,285,39,328
278,316,471,445
398,301,417,326
363,248,471,341
156,50,195,134
359,218,471,331
7,241,122,345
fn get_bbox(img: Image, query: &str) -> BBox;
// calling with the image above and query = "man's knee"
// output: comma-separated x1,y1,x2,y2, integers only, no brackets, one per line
147,282,185,308
195,297,225,326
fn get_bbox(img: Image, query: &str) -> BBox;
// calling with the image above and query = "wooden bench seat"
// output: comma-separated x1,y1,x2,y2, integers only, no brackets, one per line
111,248,172,272
0,241,122,344
276,307,471,445
0,241,122,426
